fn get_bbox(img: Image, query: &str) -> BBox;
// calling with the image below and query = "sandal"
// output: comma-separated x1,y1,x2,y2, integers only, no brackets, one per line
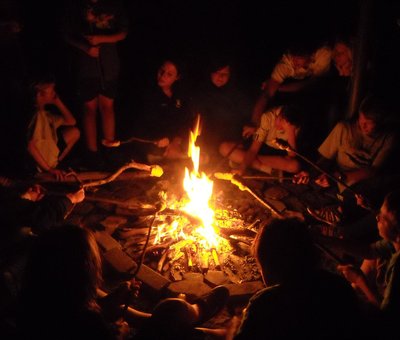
307,205,343,226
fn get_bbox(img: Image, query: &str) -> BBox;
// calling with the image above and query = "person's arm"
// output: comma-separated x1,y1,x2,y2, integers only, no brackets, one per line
84,31,127,46
64,32,99,58
316,234,377,259
28,189,84,234
236,140,263,175
341,167,376,186
26,140,63,178
251,79,280,125
52,95,76,126
337,264,380,307
277,77,319,93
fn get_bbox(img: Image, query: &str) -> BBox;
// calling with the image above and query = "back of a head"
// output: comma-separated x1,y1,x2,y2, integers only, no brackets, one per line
384,190,400,226
280,104,305,128
21,224,102,313
254,219,318,284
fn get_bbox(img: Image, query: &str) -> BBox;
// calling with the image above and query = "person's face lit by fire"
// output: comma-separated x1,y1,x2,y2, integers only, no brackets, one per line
333,42,352,77
358,112,377,137
35,83,56,108
376,200,398,242
210,65,230,88
157,61,180,90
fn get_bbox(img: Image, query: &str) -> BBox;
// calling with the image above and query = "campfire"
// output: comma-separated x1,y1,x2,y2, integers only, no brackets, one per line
133,116,261,283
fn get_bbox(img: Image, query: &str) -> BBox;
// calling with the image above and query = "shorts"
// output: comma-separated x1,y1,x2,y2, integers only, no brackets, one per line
77,78,118,102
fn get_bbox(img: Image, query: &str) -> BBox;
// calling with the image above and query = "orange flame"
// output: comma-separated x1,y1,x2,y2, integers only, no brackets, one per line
182,115,219,249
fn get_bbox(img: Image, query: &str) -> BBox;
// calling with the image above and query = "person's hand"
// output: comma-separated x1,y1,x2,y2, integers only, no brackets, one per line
48,168,67,181
315,173,330,187
21,184,46,202
355,194,370,210
232,168,244,176
86,46,99,58
85,35,102,46
337,264,365,287
100,279,142,321
293,171,310,184
66,188,85,204
156,137,170,148
242,125,256,139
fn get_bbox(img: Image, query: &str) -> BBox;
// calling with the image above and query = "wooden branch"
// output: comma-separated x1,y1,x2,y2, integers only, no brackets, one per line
82,161,163,188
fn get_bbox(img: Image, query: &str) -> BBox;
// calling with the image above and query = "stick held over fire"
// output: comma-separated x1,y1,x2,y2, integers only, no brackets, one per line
83,161,163,188
214,172,283,218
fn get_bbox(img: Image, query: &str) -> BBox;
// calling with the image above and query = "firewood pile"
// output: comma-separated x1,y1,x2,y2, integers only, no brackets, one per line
71,171,270,284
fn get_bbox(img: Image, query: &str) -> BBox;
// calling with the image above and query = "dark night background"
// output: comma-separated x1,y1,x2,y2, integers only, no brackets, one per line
0,0,399,176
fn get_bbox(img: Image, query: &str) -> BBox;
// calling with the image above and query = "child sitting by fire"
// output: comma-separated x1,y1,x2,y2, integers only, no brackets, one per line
26,77,80,181
219,104,304,176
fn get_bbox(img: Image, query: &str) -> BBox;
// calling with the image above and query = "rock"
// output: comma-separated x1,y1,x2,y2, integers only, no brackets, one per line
204,270,230,286
103,247,137,274
94,231,121,251
264,186,289,200
225,281,265,303
166,280,212,301
182,272,204,281
100,215,127,234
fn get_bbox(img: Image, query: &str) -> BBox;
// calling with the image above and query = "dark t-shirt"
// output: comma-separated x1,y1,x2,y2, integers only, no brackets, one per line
235,269,361,339
139,85,192,140
63,0,128,81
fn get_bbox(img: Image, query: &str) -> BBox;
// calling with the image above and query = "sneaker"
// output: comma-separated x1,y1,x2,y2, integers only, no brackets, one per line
307,205,343,226
194,285,230,325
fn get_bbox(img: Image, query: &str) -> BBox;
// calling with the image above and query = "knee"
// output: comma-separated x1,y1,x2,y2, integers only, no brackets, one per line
65,127,80,145
219,142,231,157
286,159,301,173
71,127,81,143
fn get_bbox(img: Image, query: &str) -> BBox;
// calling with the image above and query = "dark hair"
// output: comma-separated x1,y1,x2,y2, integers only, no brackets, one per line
359,96,385,125
159,58,185,78
384,190,400,227
280,105,304,128
254,219,318,283
29,74,56,97
21,224,102,313
207,55,232,74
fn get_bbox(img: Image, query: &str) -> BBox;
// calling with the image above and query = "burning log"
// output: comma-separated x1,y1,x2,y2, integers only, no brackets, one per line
144,241,174,255
200,251,209,273
157,249,169,272
117,228,150,239
184,245,194,269
211,248,221,270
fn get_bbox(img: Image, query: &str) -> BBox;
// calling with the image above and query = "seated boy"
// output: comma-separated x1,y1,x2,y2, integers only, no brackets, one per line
27,79,80,180
294,96,395,227
219,105,303,176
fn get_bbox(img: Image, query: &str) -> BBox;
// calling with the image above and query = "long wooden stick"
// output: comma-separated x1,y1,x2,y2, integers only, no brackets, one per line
82,161,163,188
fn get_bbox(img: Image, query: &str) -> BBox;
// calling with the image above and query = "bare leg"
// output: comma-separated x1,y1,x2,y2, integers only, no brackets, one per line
83,98,99,152
99,94,115,142
59,126,80,162
219,141,245,159
220,142,300,173
256,155,301,173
